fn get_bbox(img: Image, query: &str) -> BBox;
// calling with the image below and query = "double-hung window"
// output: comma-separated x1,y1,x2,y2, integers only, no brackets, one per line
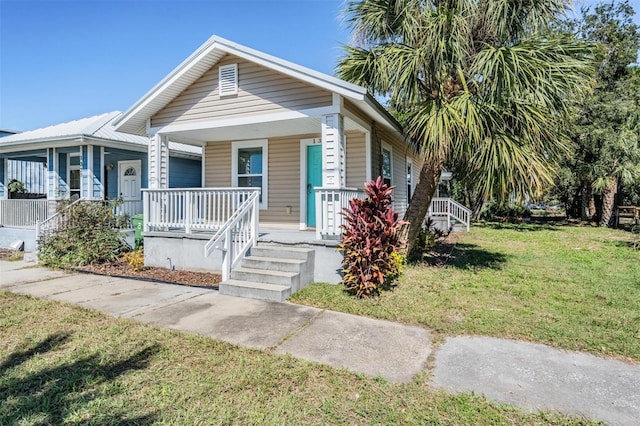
381,142,393,186
232,139,268,208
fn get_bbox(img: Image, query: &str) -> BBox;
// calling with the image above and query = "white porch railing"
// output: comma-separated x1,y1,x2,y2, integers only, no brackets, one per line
35,198,82,241
203,190,260,281
429,197,471,231
0,199,49,229
315,187,364,240
143,188,259,233
115,200,143,218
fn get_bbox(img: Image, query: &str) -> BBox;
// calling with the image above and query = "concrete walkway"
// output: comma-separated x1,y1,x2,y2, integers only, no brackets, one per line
1,259,639,425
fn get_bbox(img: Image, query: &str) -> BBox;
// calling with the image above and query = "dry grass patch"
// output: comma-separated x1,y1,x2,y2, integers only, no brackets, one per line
292,222,640,361
0,292,592,425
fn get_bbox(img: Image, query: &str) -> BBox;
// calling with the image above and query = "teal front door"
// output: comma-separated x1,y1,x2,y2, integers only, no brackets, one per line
306,145,322,227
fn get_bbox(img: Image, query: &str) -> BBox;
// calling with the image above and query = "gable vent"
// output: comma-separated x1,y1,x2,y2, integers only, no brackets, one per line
219,64,238,97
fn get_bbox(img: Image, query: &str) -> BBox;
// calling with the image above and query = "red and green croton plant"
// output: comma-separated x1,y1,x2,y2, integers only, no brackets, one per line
339,177,408,298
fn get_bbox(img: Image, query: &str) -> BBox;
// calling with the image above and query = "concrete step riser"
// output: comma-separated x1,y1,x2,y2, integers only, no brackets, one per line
230,270,299,288
241,258,302,273
219,282,291,302
250,246,312,262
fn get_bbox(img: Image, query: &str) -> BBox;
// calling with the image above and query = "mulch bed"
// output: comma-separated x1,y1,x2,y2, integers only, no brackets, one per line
76,259,221,288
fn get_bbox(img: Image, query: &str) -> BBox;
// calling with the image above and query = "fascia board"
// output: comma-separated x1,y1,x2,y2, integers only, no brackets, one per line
114,35,221,131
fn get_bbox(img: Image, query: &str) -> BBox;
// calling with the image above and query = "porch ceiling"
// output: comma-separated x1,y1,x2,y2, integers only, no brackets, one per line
162,115,363,144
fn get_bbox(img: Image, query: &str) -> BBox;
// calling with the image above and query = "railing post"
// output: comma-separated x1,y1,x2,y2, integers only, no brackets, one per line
222,227,231,281
143,191,150,232
252,191,259,248
185,190,192,234
35,220,41,248
315,189,322,240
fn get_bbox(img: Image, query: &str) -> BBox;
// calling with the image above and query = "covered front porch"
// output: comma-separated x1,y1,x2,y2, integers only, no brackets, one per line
141,187,357,283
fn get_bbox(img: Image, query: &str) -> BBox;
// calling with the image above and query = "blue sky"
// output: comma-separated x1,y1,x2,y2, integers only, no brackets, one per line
0,0,350,131
1,0,639,132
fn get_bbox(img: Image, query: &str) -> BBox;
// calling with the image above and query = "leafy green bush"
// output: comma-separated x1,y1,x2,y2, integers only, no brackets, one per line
7,179,26,194
480,201,531,223
38,201,129,268
407,217,450,262
339,177,407,298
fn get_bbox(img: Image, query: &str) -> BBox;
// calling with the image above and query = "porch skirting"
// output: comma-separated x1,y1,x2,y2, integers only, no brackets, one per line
0,227,37,251
142,231,344,284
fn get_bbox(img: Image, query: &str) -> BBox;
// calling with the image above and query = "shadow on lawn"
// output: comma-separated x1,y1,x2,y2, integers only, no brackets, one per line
446,243,509,270
480,222,561,232
0,332,159,425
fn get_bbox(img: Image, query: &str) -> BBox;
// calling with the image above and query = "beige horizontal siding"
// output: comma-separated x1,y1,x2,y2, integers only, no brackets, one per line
151,55,333,128
260,135,304,225
343,98,371,127
345,131,367,189
204,142,232,187
203,134,318,226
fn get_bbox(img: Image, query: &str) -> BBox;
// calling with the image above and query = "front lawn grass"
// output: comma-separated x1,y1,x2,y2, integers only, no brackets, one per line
1,292,592,425
291,222,640,361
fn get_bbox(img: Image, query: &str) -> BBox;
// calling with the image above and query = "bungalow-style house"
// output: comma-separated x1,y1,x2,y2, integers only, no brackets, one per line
0,111,201,250
114,35,470,301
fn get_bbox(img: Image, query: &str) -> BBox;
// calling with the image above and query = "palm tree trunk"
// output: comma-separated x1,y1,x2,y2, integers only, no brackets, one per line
403,159,442,253
599,177,618,227
581,181,596,221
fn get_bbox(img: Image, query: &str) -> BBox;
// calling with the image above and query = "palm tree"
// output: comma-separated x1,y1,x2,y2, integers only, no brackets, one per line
338,0,592,249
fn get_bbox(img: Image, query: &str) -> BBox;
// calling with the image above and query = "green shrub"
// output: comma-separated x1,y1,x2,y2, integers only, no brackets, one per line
480,201,531,223
632,224,640,250
7,179,26,194
339,177,407,298
38,201,129,268
407,218,450,262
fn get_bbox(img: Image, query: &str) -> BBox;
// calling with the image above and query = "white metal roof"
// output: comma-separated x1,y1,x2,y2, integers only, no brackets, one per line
114,35,403,137
0,112,201,157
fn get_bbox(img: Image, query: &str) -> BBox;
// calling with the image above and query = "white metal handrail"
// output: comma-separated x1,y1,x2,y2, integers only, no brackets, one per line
0,199,49,228
143,188,258,233
35,198,82,241
429,197,471,231
203,190,260,281
315,187,365,239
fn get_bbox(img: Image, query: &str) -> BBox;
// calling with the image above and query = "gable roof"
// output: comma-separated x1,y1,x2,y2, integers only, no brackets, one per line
0,112,201,157
114,35,403,137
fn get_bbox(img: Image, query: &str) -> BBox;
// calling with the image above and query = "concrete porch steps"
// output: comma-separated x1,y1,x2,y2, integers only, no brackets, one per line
218,245,315,302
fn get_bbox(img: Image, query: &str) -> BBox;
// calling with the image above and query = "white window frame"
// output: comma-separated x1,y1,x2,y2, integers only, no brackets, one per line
219,63,238,97
232,139,268,209
381,142,393,186
67,152,81,200
406,155,414,201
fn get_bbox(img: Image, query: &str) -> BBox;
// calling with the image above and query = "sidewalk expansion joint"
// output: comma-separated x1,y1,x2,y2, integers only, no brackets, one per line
268,308,326,352
127,291,214,319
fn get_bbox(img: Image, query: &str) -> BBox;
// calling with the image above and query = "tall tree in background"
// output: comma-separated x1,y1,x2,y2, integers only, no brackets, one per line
338,0,592,249
560,1,640,226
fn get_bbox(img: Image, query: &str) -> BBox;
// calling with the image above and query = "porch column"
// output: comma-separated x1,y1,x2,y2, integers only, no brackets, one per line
319,113,346,239
0,157,6,199
47,148,59,199
321,113,345,188
85,145,94,199
148,134,169,189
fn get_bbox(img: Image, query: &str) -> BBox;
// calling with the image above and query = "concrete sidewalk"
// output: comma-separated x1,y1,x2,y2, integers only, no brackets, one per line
1,259,639,425
0,259,430,383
